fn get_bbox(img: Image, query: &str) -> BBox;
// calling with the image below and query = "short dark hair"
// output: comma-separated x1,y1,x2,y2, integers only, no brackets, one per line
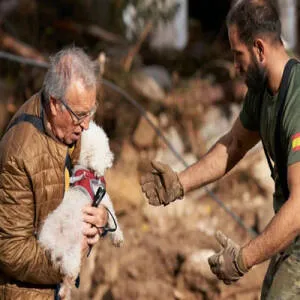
226,0,282,46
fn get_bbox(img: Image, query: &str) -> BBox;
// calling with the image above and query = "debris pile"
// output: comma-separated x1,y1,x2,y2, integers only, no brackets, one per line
0,1,277,299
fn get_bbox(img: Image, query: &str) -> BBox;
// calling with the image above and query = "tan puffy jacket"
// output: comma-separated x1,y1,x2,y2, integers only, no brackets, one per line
0,92,80,299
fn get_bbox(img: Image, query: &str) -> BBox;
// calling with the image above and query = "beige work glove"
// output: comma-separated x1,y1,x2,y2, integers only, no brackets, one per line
140,161,184,206
208,231,250,285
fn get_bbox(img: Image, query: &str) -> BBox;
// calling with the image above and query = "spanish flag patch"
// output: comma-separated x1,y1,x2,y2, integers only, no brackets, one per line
292,133,300,151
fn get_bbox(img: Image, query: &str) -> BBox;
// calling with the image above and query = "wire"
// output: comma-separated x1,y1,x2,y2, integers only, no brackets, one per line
0,50,258,237
101,79,258,238
0,51,49,68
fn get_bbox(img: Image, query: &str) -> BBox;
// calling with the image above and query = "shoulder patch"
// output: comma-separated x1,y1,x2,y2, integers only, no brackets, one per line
292,133,300,151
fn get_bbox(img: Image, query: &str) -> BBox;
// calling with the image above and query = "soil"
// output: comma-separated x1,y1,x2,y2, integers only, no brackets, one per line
72,142,272,300
0,3,276,298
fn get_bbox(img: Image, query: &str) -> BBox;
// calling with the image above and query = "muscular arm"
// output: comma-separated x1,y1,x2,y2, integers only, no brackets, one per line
242,162,300,268
179,117,260,193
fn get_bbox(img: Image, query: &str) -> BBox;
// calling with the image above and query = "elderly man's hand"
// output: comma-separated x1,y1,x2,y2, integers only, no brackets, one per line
82,204,108,248
208,231,250,285
140,161,184,206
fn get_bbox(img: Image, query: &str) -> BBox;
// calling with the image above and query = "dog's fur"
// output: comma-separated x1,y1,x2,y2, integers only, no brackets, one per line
38,121,124,299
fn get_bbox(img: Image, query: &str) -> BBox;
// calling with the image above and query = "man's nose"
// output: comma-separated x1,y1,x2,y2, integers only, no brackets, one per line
80,117,90,130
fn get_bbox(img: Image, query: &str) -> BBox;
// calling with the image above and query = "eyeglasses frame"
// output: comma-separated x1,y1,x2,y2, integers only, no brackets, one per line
53,96,98,125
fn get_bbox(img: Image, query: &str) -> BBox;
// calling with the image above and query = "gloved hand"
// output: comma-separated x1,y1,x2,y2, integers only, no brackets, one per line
208,231,250,285
140,161,184,206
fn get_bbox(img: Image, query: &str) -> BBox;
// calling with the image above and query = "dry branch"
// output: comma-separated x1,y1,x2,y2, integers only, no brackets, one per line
123,20,153,72
0,29,45,62
53,20,126,45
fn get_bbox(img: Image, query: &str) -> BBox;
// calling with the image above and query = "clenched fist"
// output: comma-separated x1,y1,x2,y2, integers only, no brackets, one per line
140,161,184,206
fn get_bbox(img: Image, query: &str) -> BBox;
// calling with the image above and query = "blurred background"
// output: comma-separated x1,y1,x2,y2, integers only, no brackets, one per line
0,0,299,299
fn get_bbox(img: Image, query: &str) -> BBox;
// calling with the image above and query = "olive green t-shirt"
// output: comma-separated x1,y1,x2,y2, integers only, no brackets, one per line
240,63,300,213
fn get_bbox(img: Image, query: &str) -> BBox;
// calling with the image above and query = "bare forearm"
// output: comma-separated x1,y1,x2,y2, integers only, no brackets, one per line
179,133,245,193
243,197,300,268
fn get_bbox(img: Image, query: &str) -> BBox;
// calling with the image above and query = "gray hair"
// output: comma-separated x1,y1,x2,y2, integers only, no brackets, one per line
43,47,97,104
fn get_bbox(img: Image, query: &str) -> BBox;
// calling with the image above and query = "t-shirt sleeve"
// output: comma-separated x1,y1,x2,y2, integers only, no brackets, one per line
283,87,300,166
239,90,260,131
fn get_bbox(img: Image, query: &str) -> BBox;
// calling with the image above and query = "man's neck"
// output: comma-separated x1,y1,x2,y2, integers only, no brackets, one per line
266,51,291,95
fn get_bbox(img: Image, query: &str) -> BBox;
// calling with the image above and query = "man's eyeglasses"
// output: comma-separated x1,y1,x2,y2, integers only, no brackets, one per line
55,97,98,125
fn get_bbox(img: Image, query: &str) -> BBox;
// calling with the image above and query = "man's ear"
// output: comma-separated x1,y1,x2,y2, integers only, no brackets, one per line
49,96,59,116
253,39,265,62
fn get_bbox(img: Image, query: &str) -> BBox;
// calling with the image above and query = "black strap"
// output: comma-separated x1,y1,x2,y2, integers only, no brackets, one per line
260,58,299,200
5,106,73,175
6,113,44,133
65,151,73,175
11,279,56,290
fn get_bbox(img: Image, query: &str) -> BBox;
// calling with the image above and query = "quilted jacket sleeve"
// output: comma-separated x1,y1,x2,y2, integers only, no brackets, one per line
0,156,63,284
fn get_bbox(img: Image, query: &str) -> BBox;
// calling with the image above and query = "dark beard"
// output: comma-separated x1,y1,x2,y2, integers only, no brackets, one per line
245,59,267,94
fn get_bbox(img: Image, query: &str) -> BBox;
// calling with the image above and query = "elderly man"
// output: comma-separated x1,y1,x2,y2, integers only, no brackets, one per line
0,47,108,299
141,0,300,298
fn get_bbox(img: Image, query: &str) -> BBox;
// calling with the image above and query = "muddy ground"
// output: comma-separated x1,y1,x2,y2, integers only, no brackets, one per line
0,3,277,298
72,134,273,300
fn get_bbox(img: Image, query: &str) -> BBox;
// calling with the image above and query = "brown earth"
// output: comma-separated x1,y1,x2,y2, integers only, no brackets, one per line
72,139,272,300
0,71,272,300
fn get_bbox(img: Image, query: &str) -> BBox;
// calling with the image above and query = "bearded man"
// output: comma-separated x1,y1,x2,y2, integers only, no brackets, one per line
141,0,300,298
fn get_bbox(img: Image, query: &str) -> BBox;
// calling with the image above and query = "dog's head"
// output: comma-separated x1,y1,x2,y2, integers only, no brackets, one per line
78,121,114,176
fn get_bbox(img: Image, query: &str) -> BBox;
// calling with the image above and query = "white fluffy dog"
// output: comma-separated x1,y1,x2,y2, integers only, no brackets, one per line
39,121,124,299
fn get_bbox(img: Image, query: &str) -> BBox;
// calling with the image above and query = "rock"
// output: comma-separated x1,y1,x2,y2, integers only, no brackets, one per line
196,217,218,237
112,279,175,300
200,103,240,149
142,200,190,233
236,149,275,232
106,166,142,210
142,65,173,91
106,140,143,210
182,249,217,281
131,70,166,102
91,284,110,300
131,65,172,102
155,126,198,171
180,249,219,299
240,210,257,231
174,289,185,300
157,126,185,158
149,0,188,50
163,78,223,114
257,199,274,232
152,125,215,202
132,113,159,149
249,150,274,195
